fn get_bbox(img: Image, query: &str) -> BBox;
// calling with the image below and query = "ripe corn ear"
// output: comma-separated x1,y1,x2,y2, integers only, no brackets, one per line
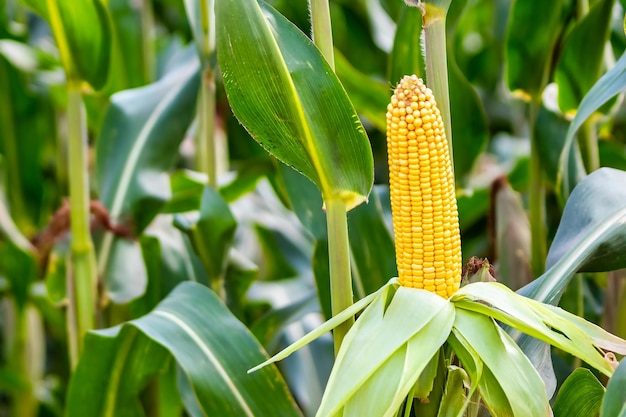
386,75,461,298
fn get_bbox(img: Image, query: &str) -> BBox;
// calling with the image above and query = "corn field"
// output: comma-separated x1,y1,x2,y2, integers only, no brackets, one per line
1,0,626,416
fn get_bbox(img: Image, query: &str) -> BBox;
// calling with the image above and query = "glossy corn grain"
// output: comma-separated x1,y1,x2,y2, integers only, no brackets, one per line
386,75,461,298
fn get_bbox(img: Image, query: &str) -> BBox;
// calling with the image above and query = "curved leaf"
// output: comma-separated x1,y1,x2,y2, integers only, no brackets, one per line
558,51,626,199
216,0,373,210
388,5,424,84
601,358,626,417
555,0,614,115
174,186,237,283
66,326,172,417
553,368,604,417
335,50,389,132
452,309,550,417
505,0,564,99
317,287,454,416
95,48,200,302
448,42,488,183
522,168,626,305
69,282,302,417
49,0,111,88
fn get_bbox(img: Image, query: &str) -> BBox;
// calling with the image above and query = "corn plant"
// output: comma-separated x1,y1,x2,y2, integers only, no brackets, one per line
1,0,626,416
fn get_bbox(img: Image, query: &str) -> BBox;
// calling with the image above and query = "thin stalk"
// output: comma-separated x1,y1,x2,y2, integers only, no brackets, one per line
310,0,352,356
326,198,353,354
9,303,37,417
571,274,584,369
197,67,218,187
67,84,97,367
578,119,599,172
422,4,453,173
310,0,335,70
196,0,219,186
528,100,547,277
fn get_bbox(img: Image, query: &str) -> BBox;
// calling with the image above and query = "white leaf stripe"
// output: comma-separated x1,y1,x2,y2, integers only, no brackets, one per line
152,310,255,417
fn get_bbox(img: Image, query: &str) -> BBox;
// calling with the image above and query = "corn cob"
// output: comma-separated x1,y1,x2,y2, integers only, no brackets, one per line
386,75,461,298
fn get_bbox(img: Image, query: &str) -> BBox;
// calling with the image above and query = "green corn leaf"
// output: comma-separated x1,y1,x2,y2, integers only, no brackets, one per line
388,5,425,84
47,0,111,89
453,282,626,377
523,168,626,305
553,368,604,417
317,287,454,416
558,51,626,199
174,186,237,284
216,0,373,211
452,309,550,417
68,282,302,417
335,50,389,132
95,48,200,303
505,0,564,99
601,358,626,417
555,0,614,115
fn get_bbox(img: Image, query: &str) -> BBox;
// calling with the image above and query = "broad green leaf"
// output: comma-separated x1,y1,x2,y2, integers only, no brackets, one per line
130,216,208,318
553,368,604,417
174,186,237,283
335,50,389,132
0,199,38,308
216,0,373,210
223,249,258,320
162,169,207,214
452,309,550,417
71,282,302,416
601,358,626,417
95,48,200,302
447,41,488,184
49,0,111,88
66,326,172,417
558,51,626,198
555,0,614,115
313,239,333,320
535,105,586,190
505,0,563,99
388,5,424,85
106,0,152,93
523,168,626,305
220,158,274,203
0,57,55,234
453,282,626,376
278,164,326,241
445,0,488,184
317,287,454,416
20,0,48,18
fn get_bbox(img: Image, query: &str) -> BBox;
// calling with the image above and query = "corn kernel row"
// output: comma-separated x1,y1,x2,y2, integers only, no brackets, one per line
386,75,462,298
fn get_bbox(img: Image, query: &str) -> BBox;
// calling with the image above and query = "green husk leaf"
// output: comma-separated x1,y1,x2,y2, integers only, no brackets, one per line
319,287,454,417
452,309,550,417
453,282,626,376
